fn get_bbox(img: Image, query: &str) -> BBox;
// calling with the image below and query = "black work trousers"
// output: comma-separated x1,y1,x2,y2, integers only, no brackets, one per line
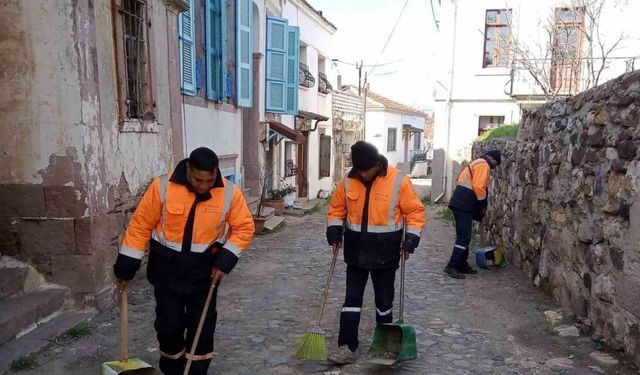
154,283,219,375
447,208,474,269
338,265,396,352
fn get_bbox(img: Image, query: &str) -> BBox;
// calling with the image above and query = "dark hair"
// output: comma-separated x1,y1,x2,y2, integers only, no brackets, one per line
188,147,219,172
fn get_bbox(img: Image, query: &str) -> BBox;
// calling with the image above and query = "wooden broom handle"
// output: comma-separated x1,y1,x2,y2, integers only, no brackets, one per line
184,281,217,375
317,244,339,325
119,284,128,362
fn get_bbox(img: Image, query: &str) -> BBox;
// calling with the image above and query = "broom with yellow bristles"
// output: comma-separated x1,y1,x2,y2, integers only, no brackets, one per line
294,244,339,361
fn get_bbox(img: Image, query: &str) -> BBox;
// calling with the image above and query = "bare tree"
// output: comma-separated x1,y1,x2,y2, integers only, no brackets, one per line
504,0,627,100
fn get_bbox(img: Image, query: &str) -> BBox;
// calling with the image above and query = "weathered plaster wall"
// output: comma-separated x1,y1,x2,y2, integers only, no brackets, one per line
475,71,640,365
0,0,177,309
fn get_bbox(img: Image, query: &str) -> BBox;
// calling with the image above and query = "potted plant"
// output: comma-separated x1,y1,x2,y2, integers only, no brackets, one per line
264,183,296,215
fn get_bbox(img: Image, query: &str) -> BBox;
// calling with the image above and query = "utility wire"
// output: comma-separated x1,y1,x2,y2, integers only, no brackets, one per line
428,0,440,31
332,58,404,67
368,0,410,77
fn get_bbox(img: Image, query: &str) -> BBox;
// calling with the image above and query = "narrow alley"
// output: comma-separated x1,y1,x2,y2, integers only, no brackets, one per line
6,206,636,375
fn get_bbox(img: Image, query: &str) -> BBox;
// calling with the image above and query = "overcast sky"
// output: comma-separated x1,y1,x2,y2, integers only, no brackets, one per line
307,0,440,112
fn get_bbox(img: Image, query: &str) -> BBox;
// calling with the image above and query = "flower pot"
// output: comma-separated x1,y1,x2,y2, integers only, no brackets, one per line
284,194,295,208
263,199,285,216
253,215,267,234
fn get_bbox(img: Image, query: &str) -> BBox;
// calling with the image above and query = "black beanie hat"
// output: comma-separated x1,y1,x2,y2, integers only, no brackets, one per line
485,150,501,166
351,141,379,171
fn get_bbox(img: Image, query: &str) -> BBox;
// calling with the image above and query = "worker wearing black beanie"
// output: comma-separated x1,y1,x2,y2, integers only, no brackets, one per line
325,140,426,363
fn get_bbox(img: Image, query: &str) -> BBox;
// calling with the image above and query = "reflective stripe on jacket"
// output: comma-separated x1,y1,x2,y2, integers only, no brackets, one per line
114,160,255,290
326,158,425,268
448,157,491,213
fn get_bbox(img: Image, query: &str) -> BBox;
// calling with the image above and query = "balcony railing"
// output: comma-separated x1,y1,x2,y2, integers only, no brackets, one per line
318,72,333,94
285,159,297,178
299,63,315,88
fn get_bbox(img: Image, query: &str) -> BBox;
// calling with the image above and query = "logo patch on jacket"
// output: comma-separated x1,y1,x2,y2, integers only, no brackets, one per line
374,193,390,202
201,203,221,213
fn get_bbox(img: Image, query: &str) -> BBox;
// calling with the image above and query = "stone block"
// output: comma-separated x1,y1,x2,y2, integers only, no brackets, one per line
74,214,125,255
50,252,104,294
618,277,640,319
0,218,18,256
44,186,88,217
16,219,76,256
0,184,46,217
609,247,624,271
617,140,638,160
592,274,615,303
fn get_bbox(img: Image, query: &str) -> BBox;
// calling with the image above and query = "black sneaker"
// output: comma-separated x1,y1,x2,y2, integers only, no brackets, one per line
444,265,465,279
459,263,478,274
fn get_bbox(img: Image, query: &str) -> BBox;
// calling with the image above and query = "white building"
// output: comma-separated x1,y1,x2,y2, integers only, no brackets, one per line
431,0,640,200
176,0,336,202
363,90,429,174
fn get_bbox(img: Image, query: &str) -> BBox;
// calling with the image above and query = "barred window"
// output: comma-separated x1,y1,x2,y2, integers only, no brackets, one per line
114,0,156,121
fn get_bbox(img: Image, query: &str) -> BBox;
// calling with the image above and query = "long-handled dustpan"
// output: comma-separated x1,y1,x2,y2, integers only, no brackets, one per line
365,220,417,366
101,284,158,374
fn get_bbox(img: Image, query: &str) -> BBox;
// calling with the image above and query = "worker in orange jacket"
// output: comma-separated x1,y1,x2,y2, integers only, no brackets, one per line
444,150,501,279
326,141,425,363
113,147,254,375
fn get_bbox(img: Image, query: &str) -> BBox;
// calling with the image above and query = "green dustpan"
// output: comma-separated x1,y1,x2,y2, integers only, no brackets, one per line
366,221,417,365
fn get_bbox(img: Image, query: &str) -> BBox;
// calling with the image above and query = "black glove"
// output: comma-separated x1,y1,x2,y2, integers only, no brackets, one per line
212,247,239,274
326,225,343,246
402,233,420,253
113,253,141,281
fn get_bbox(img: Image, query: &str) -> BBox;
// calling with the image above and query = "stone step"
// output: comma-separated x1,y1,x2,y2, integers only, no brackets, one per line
0,310,92,374
264,216,285,232
0,288,66,345
0,265,28,301
284,199,324,217
259,206,275,221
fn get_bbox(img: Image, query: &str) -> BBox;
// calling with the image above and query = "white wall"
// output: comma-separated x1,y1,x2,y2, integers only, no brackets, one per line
280,0,335,199
432,0,640,199
183,104,243,182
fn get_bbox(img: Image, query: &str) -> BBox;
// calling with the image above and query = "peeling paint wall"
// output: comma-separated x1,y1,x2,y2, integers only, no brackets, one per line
0,0,181,310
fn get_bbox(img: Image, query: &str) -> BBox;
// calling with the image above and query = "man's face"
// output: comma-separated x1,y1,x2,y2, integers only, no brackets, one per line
489,157,500,168
187,164,216,194
356,164,380,183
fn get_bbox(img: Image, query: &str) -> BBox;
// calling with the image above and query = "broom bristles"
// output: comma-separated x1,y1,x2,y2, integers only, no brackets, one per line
294,331,327,361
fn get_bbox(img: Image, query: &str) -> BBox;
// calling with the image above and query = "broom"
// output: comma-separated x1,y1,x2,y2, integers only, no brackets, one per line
294,244,339,361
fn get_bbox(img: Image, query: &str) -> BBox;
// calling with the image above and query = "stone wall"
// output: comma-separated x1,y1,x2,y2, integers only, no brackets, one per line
474,71,640,365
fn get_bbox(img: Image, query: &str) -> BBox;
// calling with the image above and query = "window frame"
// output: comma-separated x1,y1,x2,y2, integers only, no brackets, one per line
482,9,511,68
319,134,331,179
387,128,397,152
112,0,157,126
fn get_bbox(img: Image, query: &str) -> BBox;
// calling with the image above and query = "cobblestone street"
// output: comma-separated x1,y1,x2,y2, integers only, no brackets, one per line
9,206,637,374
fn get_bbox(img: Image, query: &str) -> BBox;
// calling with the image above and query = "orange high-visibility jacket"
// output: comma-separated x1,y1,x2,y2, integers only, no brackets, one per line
327,166,426,240
457,158,490,200
448,157,492,215
118,165,254,278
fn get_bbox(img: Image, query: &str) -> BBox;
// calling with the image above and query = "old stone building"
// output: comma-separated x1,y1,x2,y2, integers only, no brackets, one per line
0,0,187,357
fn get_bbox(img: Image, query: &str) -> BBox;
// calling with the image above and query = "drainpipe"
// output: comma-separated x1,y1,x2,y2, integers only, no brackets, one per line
434,0,457,204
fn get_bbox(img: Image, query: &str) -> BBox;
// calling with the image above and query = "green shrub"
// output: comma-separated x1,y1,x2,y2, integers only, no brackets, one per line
478,124,518,141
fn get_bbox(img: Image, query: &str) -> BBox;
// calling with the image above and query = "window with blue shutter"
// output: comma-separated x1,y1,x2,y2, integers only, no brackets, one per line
205,0,228,102
266,17,288,113
179,0,196,95
236,0,253,107
285,26,299,115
